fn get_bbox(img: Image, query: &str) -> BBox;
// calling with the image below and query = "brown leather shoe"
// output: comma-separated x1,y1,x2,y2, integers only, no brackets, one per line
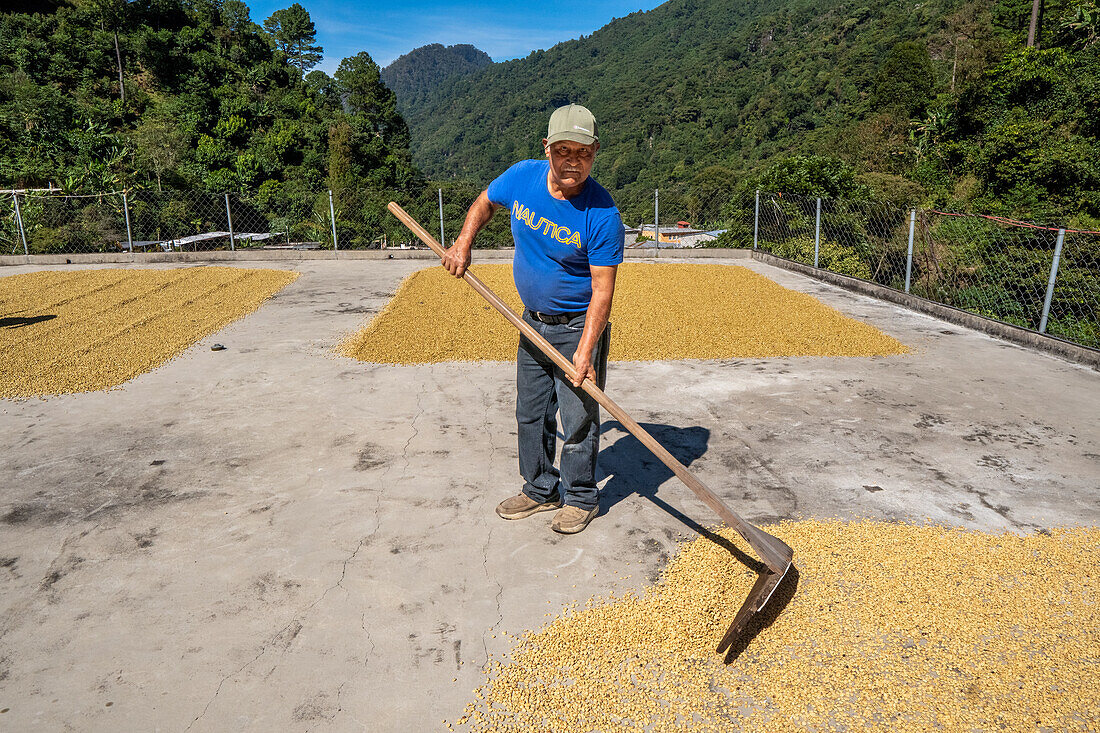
496,493,562,520
551,505,598,534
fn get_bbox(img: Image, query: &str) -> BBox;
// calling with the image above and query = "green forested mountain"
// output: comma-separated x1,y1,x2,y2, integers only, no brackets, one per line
1,0,1096,230
404,0,1100,225
0,0,419,200
381,43,493,116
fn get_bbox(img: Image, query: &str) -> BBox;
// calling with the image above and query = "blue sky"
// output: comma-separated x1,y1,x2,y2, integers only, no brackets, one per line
244,0,666,73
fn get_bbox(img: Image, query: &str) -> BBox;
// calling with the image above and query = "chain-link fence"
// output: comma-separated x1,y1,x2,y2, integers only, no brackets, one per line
2,187,516,254
748,191,1100,350
4,184,1098,350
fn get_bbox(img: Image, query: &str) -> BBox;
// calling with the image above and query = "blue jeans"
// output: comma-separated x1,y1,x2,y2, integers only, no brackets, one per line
517,311,610,511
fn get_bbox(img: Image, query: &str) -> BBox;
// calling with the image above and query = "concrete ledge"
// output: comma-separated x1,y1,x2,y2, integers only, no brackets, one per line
752,250,1100,371
623,247,752,259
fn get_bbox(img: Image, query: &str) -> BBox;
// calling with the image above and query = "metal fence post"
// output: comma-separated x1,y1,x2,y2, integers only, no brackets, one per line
122,190,134,252
905,208,916,293
813,197,822,268
328,190,338,251
438,187,445,247
753,189,760,250
653,188,659,259
12,192,28,255
224,193,235,251
1039,228,1066,333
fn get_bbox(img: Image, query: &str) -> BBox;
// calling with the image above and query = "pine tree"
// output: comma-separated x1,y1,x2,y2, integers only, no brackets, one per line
263,3,323,75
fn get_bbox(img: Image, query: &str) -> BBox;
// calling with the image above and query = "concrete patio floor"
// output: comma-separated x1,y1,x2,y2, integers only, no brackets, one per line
0,257,1097,732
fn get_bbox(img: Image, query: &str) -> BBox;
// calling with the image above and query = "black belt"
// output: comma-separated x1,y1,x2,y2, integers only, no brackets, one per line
526,309,586,325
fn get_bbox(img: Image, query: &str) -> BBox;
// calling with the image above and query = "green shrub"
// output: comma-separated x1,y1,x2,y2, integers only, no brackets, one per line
766,236,874,279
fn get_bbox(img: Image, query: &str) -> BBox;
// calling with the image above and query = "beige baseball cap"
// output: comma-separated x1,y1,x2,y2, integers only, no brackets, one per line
546,104,598,146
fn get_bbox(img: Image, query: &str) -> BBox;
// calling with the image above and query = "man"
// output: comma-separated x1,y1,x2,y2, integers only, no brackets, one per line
442,104,625,534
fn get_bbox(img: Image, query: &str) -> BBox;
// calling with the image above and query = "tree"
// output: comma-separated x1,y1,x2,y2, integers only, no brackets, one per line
871,42,936,118
88,0,129,103
221,0,253,34
335,52,406,141
332,53,419,191
327,117,354,194
131,114,186,192
757,155,870,199
263,3,323,75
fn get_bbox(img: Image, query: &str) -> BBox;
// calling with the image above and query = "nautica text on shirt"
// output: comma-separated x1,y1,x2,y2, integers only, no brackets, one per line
512,201,583,249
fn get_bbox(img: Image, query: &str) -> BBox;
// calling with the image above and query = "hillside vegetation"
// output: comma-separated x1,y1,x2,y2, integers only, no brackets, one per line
1,0,1097,242
404,0,1099,226
381,43,493,117
0,0,417,200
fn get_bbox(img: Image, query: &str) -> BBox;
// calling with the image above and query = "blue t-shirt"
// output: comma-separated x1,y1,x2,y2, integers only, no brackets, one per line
486,159,624,314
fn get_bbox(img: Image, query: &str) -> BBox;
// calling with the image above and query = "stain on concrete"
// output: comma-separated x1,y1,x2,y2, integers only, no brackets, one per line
963,427,997,445
133,529,157,548
410,622,457,668
292,691,335,722
2,504,68,525
41,556,85,590
950,503,976,521
978,455,1009,469
929,468,954,485
251,573,302,602
961,484,1017,526
327,302,376,314
3,443,204,527
273,620,303,651
720,452,753,472
914,414,947,429
355,444,387,471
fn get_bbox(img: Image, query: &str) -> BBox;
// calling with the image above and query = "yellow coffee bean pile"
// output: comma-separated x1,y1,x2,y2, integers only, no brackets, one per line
339,263,908,363
450,520,1099,732
0,267,299,398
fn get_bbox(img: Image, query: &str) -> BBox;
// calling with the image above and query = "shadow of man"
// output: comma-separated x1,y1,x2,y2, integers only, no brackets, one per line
595,418,798,662
597,419,760,566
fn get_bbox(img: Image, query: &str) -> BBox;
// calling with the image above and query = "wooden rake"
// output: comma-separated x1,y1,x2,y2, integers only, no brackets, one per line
388,202,795,661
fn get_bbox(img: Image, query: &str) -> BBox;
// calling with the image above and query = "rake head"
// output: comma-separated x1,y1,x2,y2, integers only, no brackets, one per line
716,560,794,664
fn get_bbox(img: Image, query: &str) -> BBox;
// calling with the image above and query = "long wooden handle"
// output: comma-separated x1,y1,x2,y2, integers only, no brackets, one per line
387,202,793,572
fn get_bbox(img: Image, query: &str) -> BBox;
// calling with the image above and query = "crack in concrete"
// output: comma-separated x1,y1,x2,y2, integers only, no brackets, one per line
324,494,384,730
184,616,296,731
185,534,372,731
361,611,376,659
480,523,503,668
477,378,506,653
400,386,424,476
